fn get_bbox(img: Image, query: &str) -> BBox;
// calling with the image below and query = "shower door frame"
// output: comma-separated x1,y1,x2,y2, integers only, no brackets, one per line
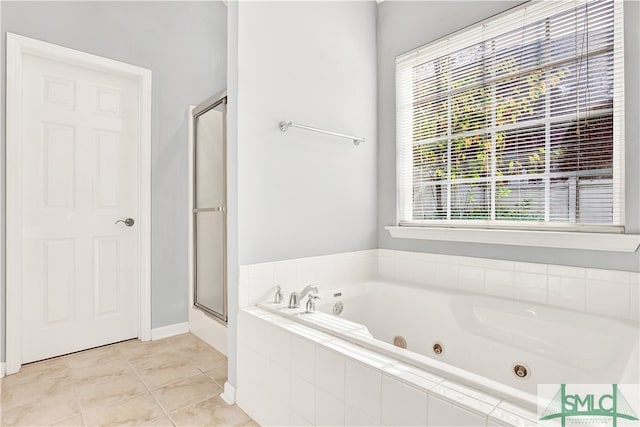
189,91,228,324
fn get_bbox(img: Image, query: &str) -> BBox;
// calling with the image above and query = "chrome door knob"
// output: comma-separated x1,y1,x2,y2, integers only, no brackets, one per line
115,218,135,227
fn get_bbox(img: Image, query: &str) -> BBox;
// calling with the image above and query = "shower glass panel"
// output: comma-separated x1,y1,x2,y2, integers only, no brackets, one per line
193,94,227,323
196,105,225,208
195,212,225,316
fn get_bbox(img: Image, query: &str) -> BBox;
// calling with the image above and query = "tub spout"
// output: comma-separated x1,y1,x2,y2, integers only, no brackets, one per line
288,285,318,309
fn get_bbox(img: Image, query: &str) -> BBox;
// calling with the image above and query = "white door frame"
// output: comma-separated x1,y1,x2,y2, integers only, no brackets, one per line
5,33,152,374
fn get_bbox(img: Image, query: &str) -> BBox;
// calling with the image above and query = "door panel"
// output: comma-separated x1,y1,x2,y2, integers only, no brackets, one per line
94,237,121,316
43,124,76,209
20,52,140,363
95,131,121,209
43,239,75,324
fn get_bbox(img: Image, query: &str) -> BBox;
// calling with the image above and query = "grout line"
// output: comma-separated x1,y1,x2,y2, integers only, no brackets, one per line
130,356,233,425
201,367,229,389
127,338,228,419
71,356,150,422
129,360,178,427
152,355,228,411
153,369,205,391
159,387,225,416
61,357,87,427
72,387,89,427
6,335,231,427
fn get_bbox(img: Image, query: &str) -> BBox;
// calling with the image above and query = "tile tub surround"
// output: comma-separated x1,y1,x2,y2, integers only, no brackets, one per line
239,250,378,308
237,307,542,427
377,249,640,322
260,282,639,399
240,249,638,322
236,250,638,426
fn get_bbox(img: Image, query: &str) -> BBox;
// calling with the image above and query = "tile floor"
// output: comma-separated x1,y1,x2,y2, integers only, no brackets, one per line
0,333,258,427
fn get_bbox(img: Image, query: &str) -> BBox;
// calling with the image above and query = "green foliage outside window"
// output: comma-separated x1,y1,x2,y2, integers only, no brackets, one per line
411,48,568,220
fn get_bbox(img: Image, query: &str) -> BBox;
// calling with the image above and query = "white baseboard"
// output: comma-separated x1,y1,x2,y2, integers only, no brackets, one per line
221,381,236,405
1,362,6,378
150,322,189,341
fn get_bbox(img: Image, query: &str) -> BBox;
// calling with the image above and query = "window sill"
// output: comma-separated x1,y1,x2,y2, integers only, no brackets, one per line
385,226,640,252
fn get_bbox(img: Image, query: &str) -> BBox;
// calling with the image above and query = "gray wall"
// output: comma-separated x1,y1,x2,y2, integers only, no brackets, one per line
0,1,228,360
226,0,377,390
377,0,640,272
236,1,378,266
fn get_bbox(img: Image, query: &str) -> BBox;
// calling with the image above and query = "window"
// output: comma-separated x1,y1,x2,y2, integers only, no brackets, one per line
396,0,624,232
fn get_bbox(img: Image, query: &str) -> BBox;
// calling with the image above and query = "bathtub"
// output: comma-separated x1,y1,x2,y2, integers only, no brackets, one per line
259,279,639,409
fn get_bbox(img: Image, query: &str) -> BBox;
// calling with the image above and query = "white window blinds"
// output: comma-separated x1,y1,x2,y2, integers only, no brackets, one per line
396,0,624,231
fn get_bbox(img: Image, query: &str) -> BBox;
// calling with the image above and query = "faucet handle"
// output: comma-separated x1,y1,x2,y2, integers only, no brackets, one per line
288,292,300,309
274,285,283,304
305,293,320,313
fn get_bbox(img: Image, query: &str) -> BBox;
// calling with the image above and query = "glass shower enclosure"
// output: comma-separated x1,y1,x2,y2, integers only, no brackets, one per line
192,93,227,323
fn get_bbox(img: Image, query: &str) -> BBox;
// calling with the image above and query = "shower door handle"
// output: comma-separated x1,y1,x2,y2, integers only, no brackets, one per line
192,207,227,213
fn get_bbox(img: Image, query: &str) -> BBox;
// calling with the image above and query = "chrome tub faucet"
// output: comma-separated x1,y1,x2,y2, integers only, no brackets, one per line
305,294,320,313
288,285,318,309
274,285,283,304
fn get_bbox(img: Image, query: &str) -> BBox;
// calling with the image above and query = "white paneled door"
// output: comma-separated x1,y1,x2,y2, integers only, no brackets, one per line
8,35,151,365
